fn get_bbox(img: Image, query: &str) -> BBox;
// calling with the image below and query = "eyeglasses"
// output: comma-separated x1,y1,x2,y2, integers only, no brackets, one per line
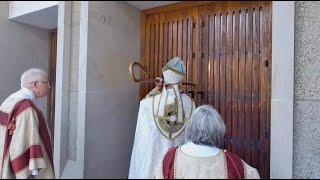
32,81,50,88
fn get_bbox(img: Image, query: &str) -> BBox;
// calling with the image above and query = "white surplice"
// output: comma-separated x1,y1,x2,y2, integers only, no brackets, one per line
128,88,195,179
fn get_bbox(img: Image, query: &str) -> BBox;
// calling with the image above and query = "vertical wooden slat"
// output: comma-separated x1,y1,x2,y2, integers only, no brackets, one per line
48,32,53,134
182,18,188,93
163,21,168,64
259,6,266,178
266,4,272,178
201,15,209,105
208,14,215,106
259,3,271,178
199,15,203,103
178,19,183,58
259,7,264,177
232,11,239,155
244,8,253,163
144,20,152,97
214,13,221,113
154,22,159,77
182,18,188,67
150,22,155,92
193,11,200,105
226,11,233,151
159,21,164,76
168,21,173,60
173,20,178,57
252,7,260,169
187,18,193,94
182,18,187,67
48,30,57,139
177,18,184,90
220,13,227,147
140,13,146,99
53,31,57,137
238,9,246,159
206,15,210,105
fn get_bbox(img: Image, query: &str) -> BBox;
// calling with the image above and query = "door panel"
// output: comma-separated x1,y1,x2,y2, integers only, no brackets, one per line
140,1,271,178
48,30,57,140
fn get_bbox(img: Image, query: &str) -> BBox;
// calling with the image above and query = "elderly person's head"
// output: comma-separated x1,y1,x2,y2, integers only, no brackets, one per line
21,68,50,98
184,105,226,147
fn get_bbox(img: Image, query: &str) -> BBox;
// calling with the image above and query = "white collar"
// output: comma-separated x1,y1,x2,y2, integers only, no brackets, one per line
11,87,36,100
181,142,221,157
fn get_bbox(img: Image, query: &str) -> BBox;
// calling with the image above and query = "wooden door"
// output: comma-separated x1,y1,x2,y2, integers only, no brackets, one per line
140,4,199,100
48,30,57,140
197,2,272,178
141,1,271,178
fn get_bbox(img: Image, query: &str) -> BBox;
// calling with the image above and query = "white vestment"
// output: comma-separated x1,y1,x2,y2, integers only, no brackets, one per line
128,89,195,179
153,144,261,179
0,88,54,178
2,88,39,176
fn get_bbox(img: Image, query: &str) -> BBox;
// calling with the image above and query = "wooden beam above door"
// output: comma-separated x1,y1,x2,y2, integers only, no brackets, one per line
143,1,213,15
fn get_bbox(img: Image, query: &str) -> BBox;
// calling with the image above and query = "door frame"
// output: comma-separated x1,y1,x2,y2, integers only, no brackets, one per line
270,1,294,178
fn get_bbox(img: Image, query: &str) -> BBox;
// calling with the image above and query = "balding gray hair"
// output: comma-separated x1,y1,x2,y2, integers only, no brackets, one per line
184,105,226,147
21,68,47,88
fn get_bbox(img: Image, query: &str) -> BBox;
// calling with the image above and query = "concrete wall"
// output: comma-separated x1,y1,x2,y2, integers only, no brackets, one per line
84,1,140,178
294,1,320,178
9,1,58,30
0,1,49,115
9,1,58,18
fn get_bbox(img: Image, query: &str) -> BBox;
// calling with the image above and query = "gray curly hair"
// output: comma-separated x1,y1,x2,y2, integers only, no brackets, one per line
184,105,226,147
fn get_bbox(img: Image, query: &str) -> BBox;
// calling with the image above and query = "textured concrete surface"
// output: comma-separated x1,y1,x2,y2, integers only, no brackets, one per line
295,1,320,100
68,1,81,161
294,1,320,178
293,100,320,178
